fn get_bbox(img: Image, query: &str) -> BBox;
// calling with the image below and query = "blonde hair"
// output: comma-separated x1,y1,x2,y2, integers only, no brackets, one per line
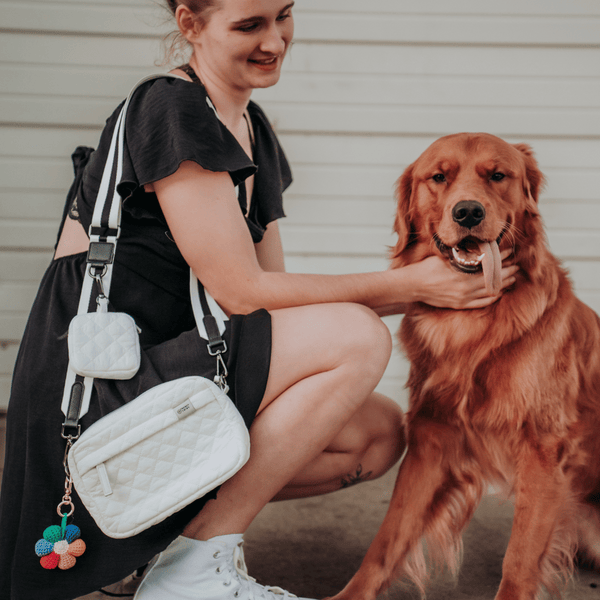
161,0,220,65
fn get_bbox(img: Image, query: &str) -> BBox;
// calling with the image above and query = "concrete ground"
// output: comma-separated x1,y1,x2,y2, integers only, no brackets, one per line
2,413,599,599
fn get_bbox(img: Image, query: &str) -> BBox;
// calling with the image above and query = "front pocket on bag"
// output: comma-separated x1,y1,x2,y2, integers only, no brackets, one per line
67,376,251,538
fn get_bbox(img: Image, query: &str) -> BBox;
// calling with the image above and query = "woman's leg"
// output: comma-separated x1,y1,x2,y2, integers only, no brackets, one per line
273,391,406,500
182,302,399,541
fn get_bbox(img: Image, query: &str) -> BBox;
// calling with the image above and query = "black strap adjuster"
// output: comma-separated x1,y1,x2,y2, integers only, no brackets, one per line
87,241,115,268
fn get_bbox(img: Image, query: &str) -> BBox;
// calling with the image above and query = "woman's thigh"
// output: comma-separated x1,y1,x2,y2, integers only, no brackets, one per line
259,302,392,413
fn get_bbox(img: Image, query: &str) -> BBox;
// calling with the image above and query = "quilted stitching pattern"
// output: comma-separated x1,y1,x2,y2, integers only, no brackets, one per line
68,377,250,538
68,312,141,379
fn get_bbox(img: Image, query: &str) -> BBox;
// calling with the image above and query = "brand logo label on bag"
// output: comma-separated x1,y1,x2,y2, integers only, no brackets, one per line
174,400,196,420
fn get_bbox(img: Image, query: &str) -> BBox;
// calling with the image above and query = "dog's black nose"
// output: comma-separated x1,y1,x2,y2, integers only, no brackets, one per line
452,201,486,229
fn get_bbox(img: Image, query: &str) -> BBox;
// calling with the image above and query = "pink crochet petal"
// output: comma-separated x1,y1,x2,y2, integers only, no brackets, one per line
68,539,86,557
58,553,77,570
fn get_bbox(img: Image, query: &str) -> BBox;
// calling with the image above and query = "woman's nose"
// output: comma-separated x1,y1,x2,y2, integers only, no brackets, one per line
260,24,287,55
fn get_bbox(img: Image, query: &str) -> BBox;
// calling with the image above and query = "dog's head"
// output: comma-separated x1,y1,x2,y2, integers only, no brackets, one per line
392,133,546,292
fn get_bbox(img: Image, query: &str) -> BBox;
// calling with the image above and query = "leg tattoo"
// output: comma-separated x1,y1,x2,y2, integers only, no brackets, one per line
341,464,373,488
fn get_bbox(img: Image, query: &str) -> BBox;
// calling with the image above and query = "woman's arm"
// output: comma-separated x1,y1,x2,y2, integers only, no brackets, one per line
155,161,516,316
255,221,285,273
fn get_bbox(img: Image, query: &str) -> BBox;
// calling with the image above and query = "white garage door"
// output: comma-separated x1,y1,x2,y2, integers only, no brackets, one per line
1,0,599,409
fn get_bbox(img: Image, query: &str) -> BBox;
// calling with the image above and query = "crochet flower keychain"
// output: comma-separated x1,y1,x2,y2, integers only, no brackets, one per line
35,437,86,570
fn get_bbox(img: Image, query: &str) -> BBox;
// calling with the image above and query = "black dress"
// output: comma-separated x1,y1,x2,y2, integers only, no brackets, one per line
0,76,292,600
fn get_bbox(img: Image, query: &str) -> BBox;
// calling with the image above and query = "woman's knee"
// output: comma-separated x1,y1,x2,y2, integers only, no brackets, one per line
263,303,392,408
333,303,392,377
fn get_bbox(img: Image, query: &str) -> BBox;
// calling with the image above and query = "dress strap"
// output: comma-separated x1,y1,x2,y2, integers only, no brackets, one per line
178,63,202,85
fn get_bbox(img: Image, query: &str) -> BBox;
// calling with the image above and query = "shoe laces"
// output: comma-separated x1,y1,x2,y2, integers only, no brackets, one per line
217,539,298,600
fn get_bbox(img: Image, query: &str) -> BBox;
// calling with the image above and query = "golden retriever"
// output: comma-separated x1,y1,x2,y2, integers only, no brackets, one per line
331,133,600,600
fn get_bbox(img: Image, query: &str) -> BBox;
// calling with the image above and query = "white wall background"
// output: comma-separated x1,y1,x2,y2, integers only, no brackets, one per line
1,0,599,410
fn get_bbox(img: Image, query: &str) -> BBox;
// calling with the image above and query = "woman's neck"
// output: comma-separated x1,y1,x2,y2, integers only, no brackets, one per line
189,57,250,129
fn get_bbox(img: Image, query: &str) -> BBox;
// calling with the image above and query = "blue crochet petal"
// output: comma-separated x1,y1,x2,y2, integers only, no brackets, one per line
42,525,62,544
64,524,81,543
35,538,54,557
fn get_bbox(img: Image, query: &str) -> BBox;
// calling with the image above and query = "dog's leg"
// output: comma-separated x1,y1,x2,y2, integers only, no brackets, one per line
495,436,575,600
330,419,481,600
577,501,600,569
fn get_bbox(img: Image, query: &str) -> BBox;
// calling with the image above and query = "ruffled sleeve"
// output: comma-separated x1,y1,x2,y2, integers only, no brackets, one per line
124,77,256,190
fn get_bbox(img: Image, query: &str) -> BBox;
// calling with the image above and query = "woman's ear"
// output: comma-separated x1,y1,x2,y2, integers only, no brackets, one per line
176,4,203,43
391,163,416,259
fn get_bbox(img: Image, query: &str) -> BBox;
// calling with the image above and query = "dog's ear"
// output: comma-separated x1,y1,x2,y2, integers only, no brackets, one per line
513,143,545,204
392,163,416,259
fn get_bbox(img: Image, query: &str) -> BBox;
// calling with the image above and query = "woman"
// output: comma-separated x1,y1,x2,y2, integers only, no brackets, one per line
0,1,518,599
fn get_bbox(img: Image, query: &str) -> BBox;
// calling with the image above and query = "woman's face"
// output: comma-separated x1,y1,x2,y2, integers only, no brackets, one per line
192,0,294,95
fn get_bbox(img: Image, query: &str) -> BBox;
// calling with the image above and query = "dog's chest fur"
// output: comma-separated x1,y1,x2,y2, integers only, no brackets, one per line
400,275,580,436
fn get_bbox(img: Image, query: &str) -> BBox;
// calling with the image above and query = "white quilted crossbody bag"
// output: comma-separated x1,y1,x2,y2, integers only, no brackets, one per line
57,74,250,540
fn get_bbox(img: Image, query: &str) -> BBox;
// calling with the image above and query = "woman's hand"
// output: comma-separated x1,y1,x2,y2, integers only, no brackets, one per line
405,249,519,310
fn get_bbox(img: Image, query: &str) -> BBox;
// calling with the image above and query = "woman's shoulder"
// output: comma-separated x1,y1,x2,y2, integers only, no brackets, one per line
127,75,213,128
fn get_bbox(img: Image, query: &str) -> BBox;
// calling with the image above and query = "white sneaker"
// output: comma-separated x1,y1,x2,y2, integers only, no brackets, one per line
133,534,316,600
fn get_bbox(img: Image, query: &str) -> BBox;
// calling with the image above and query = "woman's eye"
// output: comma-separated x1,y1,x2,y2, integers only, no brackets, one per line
490,172,506,181
236,21,260,32
432,174,446,183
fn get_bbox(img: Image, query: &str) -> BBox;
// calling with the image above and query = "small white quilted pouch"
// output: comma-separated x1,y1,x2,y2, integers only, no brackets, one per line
68,376,250,538
68,306,141,380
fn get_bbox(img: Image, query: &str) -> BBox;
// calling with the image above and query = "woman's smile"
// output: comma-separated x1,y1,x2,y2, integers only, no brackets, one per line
248,55,280,71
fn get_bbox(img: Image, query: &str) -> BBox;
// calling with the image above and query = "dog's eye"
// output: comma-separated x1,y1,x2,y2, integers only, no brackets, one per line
432,174,446,183
490,172,506,182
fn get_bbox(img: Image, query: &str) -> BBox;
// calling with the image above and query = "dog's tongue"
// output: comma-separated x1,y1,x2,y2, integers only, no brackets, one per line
479,241,502,295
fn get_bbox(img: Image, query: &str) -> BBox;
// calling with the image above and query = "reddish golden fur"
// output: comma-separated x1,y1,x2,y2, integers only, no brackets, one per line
332,133,600,600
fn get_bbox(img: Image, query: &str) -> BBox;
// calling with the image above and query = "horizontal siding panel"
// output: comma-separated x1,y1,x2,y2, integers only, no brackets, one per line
280,224,599,260
280,224,394,257
4,66,600,111
0,283,38,313
540,203,600,230
0,316,27,341
1,64,160,100
254,74,600,109
578,292,600,315
288,45,599,78
285,255,389,275
294,13,600,46
0,221,58,250
0,127,100,159
546,231,600,259
0,376,11,411
5,158,597,203
0,251,52,281
285,197,600,232
0,192,66,221
0,32,164,68
4,34,599,80
563,261,600,290
0,157,82,193
300,0,600,16
280,135,600,170
287,165,598,202
4,129,598,172
1,1,167,37
2,98,598,137
0,96,123,128
285,197,396,228
0,346,18,375
261,103,600,138
3,4,599,45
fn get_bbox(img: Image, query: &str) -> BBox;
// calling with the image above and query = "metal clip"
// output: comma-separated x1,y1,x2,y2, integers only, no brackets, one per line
58,440,76,517
213,352,229,393
92,269,107,300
